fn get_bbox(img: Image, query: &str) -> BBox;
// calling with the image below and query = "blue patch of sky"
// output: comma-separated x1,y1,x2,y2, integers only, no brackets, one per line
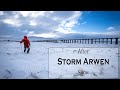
73,11,120,33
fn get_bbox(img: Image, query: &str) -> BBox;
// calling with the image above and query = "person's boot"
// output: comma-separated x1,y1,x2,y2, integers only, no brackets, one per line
27,48,30,54
24,48,26,53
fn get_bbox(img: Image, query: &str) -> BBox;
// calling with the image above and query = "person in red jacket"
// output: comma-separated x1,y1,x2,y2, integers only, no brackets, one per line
20,36,30,53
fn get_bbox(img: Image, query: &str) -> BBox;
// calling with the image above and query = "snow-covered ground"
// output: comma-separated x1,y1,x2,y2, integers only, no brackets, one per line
0,41,120,79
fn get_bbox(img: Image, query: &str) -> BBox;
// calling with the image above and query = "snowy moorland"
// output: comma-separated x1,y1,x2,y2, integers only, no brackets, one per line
0,41,120,79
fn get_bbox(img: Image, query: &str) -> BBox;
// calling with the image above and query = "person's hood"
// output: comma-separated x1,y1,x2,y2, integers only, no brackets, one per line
24,36,27,39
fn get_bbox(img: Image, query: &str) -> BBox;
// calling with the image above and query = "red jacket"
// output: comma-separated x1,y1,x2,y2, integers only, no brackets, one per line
20,36,30,47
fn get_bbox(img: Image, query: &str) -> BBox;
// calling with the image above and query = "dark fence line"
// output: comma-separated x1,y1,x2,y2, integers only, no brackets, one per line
1,38,119,44
60,38,120,44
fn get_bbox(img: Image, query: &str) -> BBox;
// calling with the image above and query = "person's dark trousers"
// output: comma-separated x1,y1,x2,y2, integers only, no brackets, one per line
24,46,30,53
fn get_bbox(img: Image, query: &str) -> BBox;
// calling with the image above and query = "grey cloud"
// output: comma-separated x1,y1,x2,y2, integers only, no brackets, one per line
0,11,82,39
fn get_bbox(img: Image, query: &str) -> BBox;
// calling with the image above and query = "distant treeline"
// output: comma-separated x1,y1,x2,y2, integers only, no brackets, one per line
0,40,59,43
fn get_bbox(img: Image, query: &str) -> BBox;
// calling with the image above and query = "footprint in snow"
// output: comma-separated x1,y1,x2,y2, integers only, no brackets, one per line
7,53,11,55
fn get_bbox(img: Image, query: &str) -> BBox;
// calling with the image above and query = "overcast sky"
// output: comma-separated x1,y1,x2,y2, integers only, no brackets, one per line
0,11,120,39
